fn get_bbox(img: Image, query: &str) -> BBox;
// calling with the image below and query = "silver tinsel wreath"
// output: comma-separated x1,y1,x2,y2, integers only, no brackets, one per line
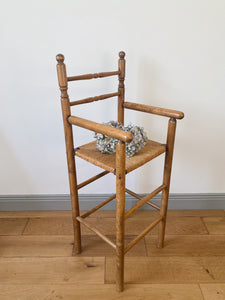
94,121,148,157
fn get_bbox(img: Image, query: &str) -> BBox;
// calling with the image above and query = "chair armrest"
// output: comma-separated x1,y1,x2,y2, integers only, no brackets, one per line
67,115,133,143
124,102,184,119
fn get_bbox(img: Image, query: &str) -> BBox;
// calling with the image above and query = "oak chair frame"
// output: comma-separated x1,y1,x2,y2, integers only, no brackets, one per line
56,51,184,292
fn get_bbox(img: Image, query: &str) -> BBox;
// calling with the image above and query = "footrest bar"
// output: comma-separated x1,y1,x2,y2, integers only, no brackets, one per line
146,201,160,210
76,216,116,249
124,216,163,254
77,170,109,190
125,185,166,219
125,188,142,200
126,188,160,209
80,194,116,218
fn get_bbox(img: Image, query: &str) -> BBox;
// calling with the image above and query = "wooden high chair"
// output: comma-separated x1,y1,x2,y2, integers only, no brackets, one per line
56,51,184,292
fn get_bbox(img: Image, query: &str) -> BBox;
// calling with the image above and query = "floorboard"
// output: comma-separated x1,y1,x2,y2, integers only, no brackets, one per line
202,217,225,235
0,257,104,284
200,284,225,300
105,256,225,284
0,284,204,300
145,235,225,256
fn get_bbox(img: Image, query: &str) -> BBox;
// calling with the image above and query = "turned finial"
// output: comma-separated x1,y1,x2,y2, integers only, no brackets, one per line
56,54,65,64
119,51,125,60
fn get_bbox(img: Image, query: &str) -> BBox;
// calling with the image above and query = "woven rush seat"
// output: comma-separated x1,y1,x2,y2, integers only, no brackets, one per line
75,139,166,174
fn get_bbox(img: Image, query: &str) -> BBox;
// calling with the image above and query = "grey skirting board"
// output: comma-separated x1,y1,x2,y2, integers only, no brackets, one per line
0,193,224,211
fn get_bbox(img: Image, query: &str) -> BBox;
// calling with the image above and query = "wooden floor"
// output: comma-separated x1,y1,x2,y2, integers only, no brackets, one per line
0,209,225,299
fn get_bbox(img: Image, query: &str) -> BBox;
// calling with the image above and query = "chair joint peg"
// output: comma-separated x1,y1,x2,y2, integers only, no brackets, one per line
72,147,80,156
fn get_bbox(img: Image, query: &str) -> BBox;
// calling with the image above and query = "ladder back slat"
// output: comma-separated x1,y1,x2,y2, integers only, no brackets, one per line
67,71,120,81
70,92,119,106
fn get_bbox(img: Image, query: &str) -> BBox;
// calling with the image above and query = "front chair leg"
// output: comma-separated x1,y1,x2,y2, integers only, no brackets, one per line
115,141,126,292
158,118,176,248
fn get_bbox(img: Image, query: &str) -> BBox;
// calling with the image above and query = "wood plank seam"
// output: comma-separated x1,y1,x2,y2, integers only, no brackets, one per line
200,217,210,235
198,283,206,300
21,219,30,235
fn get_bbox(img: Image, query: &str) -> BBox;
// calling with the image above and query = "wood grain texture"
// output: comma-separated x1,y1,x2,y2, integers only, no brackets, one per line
0,257,104,284
0,236,73,257
0,284,204,300
200,284,225,300
23,217,74,235
75,140,166,174
202,217,225,234
152,216,208,235
0,218,28,235
145,235,225,256
105,256,225,284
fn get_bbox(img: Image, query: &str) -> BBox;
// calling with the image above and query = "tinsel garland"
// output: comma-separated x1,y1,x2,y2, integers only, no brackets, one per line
94,121,148,157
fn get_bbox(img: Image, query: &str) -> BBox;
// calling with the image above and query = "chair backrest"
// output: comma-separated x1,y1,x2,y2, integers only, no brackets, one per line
56,51,126,125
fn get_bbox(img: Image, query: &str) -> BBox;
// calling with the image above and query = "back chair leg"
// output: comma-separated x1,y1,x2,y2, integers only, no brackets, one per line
115,141,126,292
56,55,82,254
158,118,177,248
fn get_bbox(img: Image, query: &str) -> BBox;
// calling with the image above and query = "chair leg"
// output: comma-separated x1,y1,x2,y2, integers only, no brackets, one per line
56,55,82,254
158,118,177,248
64,115,81,254
115,141,126,292
69,168,82,254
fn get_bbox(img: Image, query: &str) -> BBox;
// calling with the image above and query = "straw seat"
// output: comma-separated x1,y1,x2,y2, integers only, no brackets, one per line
76,140,166,174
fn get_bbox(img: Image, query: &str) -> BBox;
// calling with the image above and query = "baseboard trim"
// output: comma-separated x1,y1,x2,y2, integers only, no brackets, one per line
0,193,224,211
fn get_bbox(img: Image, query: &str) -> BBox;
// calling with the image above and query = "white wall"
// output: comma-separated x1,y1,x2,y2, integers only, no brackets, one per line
0,0,225,195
